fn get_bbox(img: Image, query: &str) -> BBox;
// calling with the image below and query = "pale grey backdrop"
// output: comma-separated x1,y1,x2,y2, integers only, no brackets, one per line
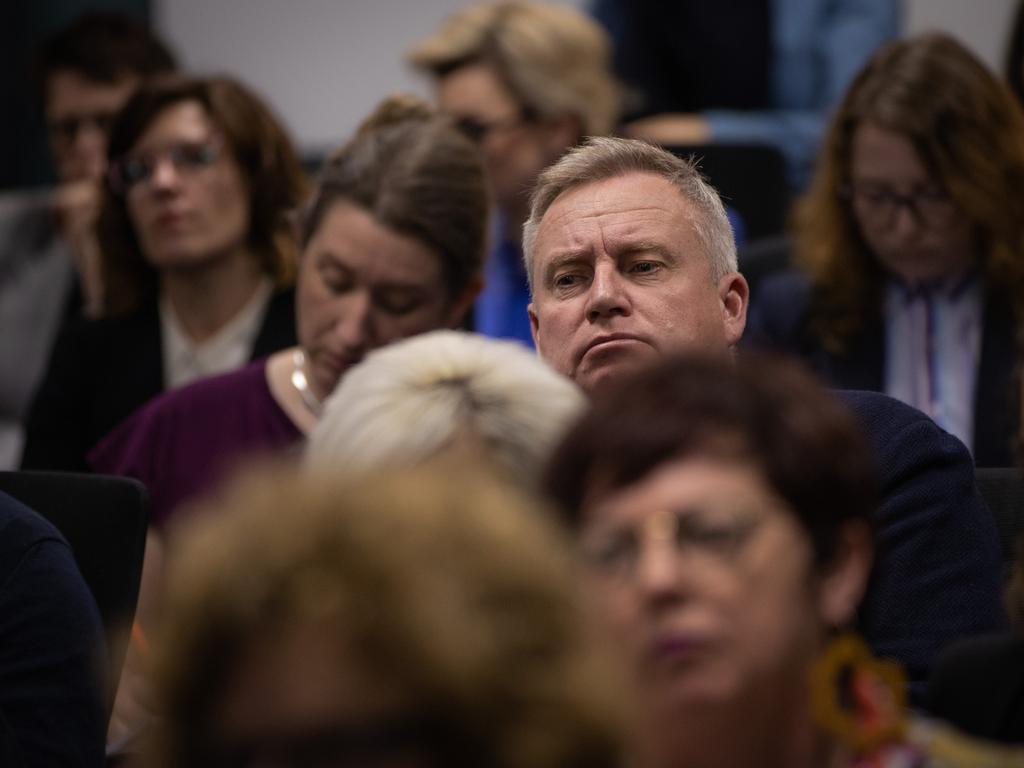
155,0,1018,156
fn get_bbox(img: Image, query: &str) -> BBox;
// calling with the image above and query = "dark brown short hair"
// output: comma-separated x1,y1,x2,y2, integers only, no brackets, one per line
299,94,488,302
37,11,176,104
544,352,876,567
98,75,309,315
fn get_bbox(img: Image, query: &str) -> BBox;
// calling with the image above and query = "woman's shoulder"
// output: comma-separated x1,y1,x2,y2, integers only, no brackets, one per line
159,359,273,408
40,303,162,401
87,359,299,527
48,300,158,354
108,360,273,431
87,360,276,468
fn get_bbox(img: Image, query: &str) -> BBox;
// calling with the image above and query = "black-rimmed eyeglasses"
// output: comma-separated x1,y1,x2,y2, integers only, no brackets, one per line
841,183,959,230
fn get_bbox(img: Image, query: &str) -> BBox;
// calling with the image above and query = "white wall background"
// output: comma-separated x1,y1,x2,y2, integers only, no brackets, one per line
156,0,1021,157
905,0,1017,70
154,0,584,157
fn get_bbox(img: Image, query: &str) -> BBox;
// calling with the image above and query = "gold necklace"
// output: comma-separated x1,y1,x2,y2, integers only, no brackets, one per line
290,348,323,417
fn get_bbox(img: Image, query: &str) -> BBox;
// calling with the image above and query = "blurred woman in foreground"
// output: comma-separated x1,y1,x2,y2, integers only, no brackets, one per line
148,467,627,768
544,352,1021,767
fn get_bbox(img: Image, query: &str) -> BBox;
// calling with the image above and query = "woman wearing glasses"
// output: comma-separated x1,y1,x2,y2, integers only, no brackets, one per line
89,94,486,529
21,75,307,471
544,352,1020,767
86,94,486,749
746,34,1024,466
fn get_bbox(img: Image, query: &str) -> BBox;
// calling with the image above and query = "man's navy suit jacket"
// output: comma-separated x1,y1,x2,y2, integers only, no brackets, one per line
837,389,1005,703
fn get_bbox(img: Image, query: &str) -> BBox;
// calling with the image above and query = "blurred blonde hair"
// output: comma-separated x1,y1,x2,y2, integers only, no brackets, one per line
149,466,628,768
408,1,620,137
306,330,585,489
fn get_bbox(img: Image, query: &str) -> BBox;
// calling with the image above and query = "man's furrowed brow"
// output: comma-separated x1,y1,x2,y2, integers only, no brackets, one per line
617,240,674,260
542,249,591,283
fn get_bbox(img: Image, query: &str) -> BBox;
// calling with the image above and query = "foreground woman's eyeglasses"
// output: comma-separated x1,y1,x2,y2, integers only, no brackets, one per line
580,505,764,582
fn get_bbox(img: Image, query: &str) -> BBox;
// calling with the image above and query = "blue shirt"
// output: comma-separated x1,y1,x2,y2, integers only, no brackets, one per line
593,0,901,189
474,217,534,347
706,0,901,188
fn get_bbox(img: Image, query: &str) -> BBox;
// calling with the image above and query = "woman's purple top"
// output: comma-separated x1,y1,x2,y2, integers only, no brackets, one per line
88,359,302,528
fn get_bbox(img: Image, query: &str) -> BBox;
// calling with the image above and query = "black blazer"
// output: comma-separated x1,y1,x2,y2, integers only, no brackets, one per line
746,270,1017,467
21,288,296,471
839,391,1006,704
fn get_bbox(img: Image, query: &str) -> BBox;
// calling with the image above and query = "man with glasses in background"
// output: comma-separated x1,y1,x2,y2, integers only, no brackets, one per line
0,12,175,467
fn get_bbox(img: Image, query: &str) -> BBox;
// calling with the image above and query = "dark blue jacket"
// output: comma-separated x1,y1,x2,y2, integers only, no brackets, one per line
837,390,1006,704
0,491,106,767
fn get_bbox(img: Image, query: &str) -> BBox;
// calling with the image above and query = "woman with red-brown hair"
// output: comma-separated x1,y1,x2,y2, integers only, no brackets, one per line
747,33,1024,466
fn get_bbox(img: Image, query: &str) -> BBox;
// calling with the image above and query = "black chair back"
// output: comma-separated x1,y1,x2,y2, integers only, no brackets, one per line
737,235,793,303
0,471,148,717
975,467,1024,576
664,142,790,241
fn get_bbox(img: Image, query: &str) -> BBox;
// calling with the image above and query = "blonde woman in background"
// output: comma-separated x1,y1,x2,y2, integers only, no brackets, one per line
409,1,620,345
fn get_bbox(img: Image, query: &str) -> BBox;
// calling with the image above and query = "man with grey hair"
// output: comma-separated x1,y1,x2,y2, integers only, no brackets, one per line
525,136,1004,702
525,137,747,394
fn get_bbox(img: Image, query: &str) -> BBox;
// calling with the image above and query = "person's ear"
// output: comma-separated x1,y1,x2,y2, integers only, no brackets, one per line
528,301,541,349
718,271,748,347
445,276,483,327
818,520,874,627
